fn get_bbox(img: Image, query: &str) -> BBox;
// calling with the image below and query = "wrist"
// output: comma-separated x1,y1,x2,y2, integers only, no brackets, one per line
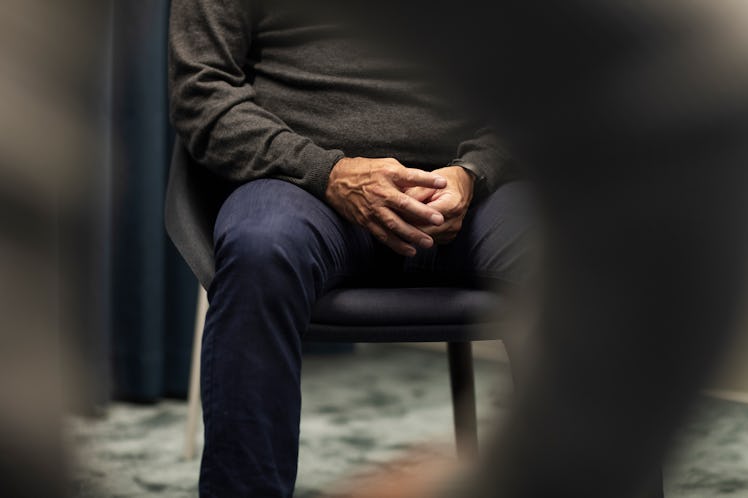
327,156,353,183
447,159,486,202
330,157,351,175
456,165,476,186
325,157,347,202
448,165,475,195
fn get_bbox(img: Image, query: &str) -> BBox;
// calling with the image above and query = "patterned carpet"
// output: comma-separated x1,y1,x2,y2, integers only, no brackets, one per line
67,344,748,497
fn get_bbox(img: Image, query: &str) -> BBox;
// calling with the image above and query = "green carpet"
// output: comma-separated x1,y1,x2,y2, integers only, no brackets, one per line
67,344,748,497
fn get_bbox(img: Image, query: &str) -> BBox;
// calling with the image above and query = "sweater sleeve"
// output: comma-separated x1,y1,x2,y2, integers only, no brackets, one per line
449,127,518,201
168,0,345,199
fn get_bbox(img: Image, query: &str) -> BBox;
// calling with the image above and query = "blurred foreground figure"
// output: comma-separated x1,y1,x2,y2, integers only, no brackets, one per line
339,1,748,497
0,0,110,496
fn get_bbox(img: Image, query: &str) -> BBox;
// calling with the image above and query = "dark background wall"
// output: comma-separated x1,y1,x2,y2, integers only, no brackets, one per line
109,0,196,403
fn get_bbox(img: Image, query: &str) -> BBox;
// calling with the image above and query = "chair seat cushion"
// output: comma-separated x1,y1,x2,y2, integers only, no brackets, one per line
307,287,508,342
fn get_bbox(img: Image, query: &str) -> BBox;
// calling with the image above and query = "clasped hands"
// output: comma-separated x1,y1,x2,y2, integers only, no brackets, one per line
325,157,474,256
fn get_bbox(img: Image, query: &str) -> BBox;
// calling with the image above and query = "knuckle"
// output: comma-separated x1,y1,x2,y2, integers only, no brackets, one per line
389,166,404,181
369,184,387,199
381,164,397,176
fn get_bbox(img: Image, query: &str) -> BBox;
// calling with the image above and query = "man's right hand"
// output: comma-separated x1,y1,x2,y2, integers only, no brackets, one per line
325,157,447,256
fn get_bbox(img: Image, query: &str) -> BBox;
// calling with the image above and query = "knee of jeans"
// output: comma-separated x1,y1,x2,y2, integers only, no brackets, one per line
215,216,316,275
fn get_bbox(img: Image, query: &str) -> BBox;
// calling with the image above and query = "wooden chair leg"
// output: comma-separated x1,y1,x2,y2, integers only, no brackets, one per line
183,285,208,460
447,342,479,460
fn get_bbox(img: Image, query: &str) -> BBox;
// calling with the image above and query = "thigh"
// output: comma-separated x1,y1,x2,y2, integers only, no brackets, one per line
424,181,537,287
213,178,387,291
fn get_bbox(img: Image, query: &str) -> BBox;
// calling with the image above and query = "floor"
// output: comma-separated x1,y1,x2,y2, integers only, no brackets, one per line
67,344,748,497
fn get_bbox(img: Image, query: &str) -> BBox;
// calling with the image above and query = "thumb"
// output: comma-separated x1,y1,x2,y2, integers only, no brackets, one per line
426,191,456,210
405,186,436,203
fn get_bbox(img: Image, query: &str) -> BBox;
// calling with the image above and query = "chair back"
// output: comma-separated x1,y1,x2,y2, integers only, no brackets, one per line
164,139,234,290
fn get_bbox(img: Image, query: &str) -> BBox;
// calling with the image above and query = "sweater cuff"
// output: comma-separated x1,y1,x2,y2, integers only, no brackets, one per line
304,147,346,200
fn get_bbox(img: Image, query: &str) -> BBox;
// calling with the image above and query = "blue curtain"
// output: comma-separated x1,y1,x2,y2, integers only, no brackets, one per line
110,0,197,402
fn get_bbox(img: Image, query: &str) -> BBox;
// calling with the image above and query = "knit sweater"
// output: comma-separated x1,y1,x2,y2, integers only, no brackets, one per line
169,0,512,201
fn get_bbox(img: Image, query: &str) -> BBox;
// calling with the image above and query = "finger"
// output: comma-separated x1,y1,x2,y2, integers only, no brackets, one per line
416,218,462,243
419,227,438,239
365,221,418,257
426,195,453,211
375,207,435,250
386,192,444,226
433,232,458,244
403,186,436,203
426,195,463,217
423,227,455,245
391,167,447,189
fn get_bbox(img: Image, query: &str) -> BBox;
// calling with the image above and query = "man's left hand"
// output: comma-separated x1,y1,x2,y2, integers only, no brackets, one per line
405,166,474,244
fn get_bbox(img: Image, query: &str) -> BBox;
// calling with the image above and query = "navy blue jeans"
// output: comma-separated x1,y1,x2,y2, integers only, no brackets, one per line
199,178,532,497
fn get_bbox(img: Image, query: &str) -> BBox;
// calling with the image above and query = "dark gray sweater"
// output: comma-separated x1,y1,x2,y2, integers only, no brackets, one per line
169,0,512,201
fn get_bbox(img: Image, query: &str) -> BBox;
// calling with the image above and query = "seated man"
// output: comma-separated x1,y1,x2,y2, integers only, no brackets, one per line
169,0,532,496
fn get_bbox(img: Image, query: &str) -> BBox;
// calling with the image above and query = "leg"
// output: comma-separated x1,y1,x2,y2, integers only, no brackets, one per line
448,342,478,460
414,180,537,289
424,180,538,367
199,179,379,497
